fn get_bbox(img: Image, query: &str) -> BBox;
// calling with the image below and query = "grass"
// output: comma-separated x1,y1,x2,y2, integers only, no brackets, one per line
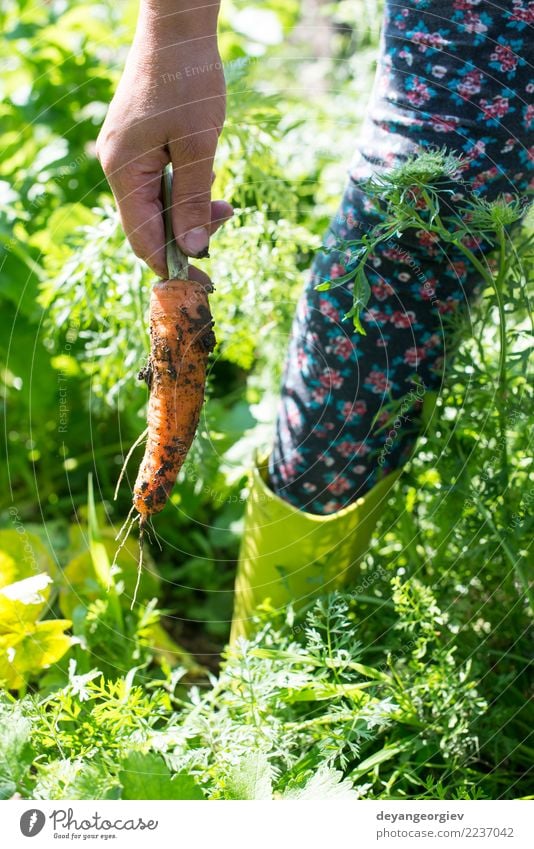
0,0,532,801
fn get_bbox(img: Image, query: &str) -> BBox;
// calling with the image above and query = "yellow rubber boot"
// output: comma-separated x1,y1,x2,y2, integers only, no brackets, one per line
230,456,401,642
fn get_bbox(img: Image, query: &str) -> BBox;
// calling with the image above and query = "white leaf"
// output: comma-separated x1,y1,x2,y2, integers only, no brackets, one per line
283,766,357,801
225,751,273,800
0,573,52,605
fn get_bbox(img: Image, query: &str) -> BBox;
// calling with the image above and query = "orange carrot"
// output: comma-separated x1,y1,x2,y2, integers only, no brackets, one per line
113,166,216,607
133,277,215,518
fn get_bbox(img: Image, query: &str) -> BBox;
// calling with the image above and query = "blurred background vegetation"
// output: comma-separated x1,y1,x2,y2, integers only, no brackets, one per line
0,0,532,800
1,0,381,643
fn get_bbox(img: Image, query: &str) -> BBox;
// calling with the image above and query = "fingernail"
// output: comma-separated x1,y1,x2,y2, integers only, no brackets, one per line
196,247,210,259
183,227,209,257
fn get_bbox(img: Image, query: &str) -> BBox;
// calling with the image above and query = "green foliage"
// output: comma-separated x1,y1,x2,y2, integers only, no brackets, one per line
0,580,494,800
0,0,532,804
0,664,200,799
317,150,531,338
120,752,204,801
0,700,35,799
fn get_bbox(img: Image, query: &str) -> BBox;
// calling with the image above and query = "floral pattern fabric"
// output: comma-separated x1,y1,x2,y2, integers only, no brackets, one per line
269,0,533,515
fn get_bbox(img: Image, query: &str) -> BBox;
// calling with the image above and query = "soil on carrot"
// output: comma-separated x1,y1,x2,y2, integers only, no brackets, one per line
133,283,215,518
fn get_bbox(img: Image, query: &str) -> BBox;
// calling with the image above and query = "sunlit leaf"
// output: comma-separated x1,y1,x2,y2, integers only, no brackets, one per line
0,529,57,589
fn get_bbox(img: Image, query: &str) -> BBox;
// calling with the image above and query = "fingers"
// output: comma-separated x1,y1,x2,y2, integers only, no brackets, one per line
209,200,234,237
168,128,219,258
187,264,214,288
97,146,171,278
98,158,232,278
163,200,232,277
117,179,167,278
97,130,232,277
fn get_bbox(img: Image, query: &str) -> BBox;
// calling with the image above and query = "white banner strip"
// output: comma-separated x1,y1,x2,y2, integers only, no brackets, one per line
4,800,533,849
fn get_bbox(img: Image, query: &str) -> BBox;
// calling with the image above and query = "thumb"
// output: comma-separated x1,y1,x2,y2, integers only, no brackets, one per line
169,129,218,258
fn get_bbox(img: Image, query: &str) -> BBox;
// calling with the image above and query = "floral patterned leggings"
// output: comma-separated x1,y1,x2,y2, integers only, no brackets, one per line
269,0,533,515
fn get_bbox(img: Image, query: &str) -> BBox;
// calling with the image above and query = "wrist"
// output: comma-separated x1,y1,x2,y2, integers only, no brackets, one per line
139,1,220,40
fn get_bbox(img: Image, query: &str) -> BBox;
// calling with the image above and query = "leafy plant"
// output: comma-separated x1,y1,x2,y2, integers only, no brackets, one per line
316,150,529,334
0,579,496,800
0,530,71,692
0,0,532,805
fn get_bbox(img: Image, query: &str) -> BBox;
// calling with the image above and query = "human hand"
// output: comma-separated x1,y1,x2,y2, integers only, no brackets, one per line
96,1,232,277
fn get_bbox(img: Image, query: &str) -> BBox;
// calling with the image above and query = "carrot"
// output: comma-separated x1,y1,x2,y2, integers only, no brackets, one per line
114,165,215,607
133,276,215,518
